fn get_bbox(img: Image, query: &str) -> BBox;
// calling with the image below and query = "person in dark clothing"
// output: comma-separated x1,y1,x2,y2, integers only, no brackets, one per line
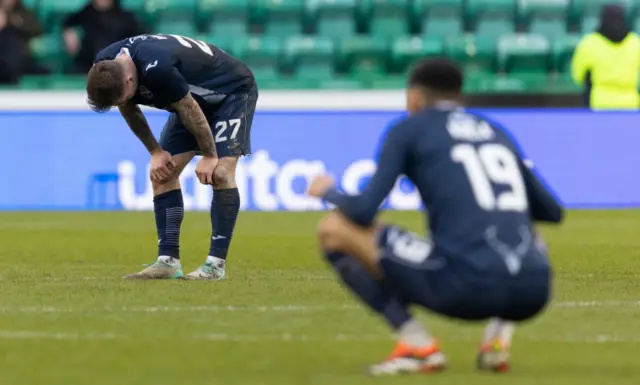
0,0,48,84
0,8,22,84
597,4,630,43
63,0,144,74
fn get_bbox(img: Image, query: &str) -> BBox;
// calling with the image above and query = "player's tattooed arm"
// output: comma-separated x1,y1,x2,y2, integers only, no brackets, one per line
171,94,217,158
118,102,162,154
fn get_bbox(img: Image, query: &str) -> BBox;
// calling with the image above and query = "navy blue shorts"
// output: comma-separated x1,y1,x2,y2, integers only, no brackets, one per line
377,225,551,322
159,85,258,157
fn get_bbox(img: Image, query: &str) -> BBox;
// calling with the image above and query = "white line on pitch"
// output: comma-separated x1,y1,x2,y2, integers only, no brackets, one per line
1,301,640,314
0,330,639,344
0,330,118,340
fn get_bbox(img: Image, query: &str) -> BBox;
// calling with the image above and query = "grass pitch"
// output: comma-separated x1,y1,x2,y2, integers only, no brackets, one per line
0,210,639,385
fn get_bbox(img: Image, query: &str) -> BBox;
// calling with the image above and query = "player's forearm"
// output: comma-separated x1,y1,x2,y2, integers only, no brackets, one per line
524,168,564,223
118,104,161,154
172,94,217,158
324,189,377,227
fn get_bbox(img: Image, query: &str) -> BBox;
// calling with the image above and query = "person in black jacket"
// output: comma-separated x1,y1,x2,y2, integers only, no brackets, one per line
0,8,22,84
0,0,48,83
63,0,144,73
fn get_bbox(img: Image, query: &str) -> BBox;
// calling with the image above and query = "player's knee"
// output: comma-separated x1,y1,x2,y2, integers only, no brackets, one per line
152,175,180,194
212,158,237,188
317,213,347,251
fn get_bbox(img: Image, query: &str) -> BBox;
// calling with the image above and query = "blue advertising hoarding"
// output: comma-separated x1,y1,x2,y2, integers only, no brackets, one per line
0,109,636,211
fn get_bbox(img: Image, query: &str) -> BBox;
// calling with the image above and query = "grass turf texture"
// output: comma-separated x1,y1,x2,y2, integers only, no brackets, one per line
0,210,639,385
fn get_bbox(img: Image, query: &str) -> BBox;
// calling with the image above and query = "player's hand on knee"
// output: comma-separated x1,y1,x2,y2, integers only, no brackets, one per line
307,174,336,198
149,150,177,183
195,155,219,185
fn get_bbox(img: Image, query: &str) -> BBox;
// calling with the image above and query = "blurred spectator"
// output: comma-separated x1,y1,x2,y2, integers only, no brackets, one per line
571,4,640,110
0,0,48,84
63,0,143,74
0,9,21,84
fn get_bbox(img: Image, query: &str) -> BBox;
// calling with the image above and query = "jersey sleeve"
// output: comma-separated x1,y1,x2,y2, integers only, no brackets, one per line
134,43,189,104
520,162,564,223
484,115,563,223
323,119,412,227
94,42,122,64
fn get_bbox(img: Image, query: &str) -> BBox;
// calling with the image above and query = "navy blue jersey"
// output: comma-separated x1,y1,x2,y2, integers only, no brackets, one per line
94,34,254,111
324,106,564,275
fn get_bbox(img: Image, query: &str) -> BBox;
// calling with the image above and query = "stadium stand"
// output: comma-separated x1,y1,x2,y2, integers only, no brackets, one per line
6,0,639,91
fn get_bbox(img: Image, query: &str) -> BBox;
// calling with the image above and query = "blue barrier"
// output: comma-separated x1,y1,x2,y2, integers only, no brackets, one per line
0,109,636,211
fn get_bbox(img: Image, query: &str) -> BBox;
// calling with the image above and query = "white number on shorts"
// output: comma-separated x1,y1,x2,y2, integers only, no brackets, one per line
451,143,528,212
214,119,242,143
392,233,432,264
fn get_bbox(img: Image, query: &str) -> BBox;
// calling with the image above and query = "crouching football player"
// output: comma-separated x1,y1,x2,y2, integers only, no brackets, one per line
307,58,564,375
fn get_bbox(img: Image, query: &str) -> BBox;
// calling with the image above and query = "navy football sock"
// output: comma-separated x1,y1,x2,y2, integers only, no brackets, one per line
325,251,412,330
209,188,240,261
154,189,184,259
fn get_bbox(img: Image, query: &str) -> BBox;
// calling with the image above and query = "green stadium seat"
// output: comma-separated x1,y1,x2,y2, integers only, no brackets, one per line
446,34,497,74
121,0,147,12
414,0,464,38
547,71,580,92
256,0,305,38
498,33,551,74
146,0,198,28
391,36,443,73
155,21,198,36
199,33,232,52
48,75,87,90
520,0,569,39
423,17,463,38
258,76,320,89
40,0,87,31
253,72,284,84
18,76,50,90
529,18,566,39
21,0,39,9
476,19,514,37
370,75,405,89
338,35,389,76
309,0,357,39
200,0,250,38
146,0,198,13
284,36,335,79
551,34,580,73
571,0,627,18
366,0,411,39
467,0,516,37
231,36,282,79
30,34,66,73
318,77,364,89
580,15,599,34
469,73,547,93
571,0,634,31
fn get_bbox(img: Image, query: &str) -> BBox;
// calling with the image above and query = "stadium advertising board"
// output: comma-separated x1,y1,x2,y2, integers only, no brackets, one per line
0,92,634,210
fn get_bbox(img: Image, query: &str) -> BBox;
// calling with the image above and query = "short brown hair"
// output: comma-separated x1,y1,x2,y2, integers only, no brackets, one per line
86,61,126,113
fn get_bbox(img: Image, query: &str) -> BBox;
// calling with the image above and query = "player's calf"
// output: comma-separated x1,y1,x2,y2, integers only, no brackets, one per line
186,157,239,280
125,153,193,280
318,212,444,375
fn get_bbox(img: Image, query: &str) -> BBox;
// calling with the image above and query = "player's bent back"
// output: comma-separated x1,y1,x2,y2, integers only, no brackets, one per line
377,108,556,320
